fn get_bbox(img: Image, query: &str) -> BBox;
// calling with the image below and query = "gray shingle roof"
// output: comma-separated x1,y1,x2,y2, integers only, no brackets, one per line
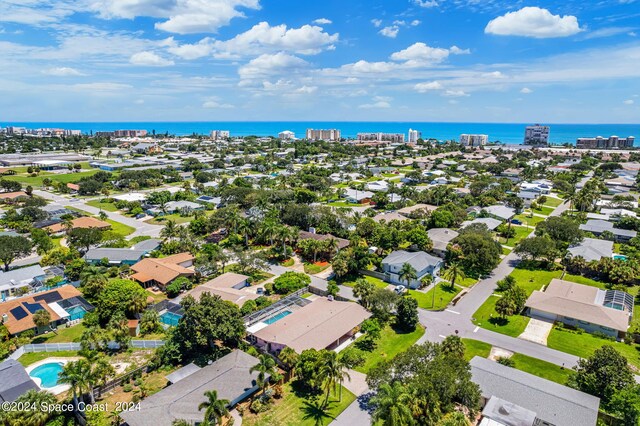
579,220,637,238
567,238,613,262
84,248,146,263
0,359,38,402
120,350,262,426
470,357,600,426
382,250,441,271
0,265,46,293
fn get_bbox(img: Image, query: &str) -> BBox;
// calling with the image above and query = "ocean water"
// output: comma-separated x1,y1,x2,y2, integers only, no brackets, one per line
4,121,639,145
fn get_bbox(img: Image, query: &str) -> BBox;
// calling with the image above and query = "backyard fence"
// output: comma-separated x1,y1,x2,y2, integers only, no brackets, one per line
8,340,165,360
93,363,154,398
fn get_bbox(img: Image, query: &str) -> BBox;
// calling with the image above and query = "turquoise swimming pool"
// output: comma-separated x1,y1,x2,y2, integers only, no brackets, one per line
264,310,292,325
65,305,87,321
160,311,182,326
30,362,64,388
614,255,628,261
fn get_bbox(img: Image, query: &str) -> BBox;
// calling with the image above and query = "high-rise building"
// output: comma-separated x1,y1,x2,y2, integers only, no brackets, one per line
278,130,295,140
210,130,230,139
305,129,341,141
357,132,405,143
408,128,421,144
460,134,488,146
576,136,635,149
524,124,550,145
95,130,148,138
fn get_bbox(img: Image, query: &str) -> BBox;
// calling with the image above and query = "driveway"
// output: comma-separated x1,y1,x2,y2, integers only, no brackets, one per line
518,318,553,345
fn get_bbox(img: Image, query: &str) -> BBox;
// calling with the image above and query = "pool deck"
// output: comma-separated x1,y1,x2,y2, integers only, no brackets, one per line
25,356,81,395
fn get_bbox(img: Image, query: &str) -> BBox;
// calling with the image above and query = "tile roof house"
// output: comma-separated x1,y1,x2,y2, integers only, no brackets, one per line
371,211,408,223
427,228,459,257
250,297,371,354
0,359,38,402
44,216,111,234
120,350,262,426
298,230,350,250
396,204,436,217
0,285,93,336
471,357,600,426
381,250,442,288
567,238,614,262
130,252,195,290
0,191,28,201
579,219,637,242
183,272,257,306
525,279,633,338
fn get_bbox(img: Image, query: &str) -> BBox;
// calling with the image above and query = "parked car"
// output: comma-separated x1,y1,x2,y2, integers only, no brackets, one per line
394,285,407,295
256,287,264,295
510,219,522,225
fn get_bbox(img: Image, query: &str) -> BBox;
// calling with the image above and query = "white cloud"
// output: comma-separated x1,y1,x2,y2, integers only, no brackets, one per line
358,100,391,109
379,26,399,38
443,89,469,97
313,18,332,25
295,85,318,94
203,99,234,108
238,52,308,81
414,81,443,92
520,87,533,94
582,27,637,40
91,0,261,34
450,45,470,55
371,19,382,28
43,66,84,76
482,71,506,78
212,22,338,56
624,99,635,105
410,20,421,26
485,7,582,38
0,1,76,25
73,82,132,91
166,37,214,59
129,51,174,66
390,42,450,65
414,0,438,8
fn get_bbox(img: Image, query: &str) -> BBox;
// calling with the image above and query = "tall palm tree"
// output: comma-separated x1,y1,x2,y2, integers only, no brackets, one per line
398,263,418,288
326,238,340,257
59,359,92,409
88,355,115,403
275,225,297,258
5,390,57,426
250,354,277,395
320,351,350,404
371,381,414,426
278,347,299,378
161,219,178,241
237,218,252,247
198,390,229,426
260,219,279,246
441,262,466,290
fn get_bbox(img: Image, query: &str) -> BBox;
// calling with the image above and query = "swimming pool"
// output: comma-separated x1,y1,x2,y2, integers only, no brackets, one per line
30,362,64,388
613,255,628,261
264,310,292,325
160,311,182,326
65,305,87,321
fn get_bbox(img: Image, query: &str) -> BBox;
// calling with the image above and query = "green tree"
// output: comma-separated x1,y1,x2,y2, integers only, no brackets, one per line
198,390,229,426
396,296,419,332
96,279,148,323
0,235,32,271
398,263,418,287
609,384,640,426
353,278,375,309
320,351,351,404
250,354,277,396
441,262,466,289
441,335,465,359
68,227,103,254
140,309,162,335
59,359,92,409
0,389,57,426
514,235,557,263
32,309,51,332
279,347,299,377
272,271,311,295
371,381,415,426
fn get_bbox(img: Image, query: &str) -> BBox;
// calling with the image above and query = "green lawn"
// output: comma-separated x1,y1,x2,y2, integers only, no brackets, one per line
85,199,118,211
458,276,479,287
513,214,546,227
502,226,532,246
146,213,194,225
462,338,492,361
472,295,531,337
4,170,100,186
531,205,554,216
304,262,330,275
326,201,363,207
32,323,85,344
243,383,355,426
502,247,512,255
341,275,388,289
547,328,640,369
18,350,79,367
415,284,461,310
355,324,425,373
510,353,574,385
543,197,563,208
562,274,607,289
509,268,562,295
105,218,135,237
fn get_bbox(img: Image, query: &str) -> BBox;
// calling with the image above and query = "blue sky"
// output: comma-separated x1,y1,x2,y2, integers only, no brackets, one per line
0,0,639,123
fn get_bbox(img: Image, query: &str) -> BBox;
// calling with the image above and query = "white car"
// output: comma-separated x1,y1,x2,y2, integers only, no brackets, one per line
394,285,407,295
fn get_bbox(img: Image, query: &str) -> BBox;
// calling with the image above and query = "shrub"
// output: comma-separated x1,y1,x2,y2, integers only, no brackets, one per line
272,271,310,295
123,384,133,392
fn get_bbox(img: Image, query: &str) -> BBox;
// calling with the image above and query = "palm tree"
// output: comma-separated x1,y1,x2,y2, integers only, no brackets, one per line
398,263,418,288
88,355,115,403
250,354,277,395
371,381,414,426
98,211,108,221
6,390,57,426
275,225,297,258
259,219,279,246
320,351,350,405
161,219,178,241
172,420,192,426
237,218,252,247
127,292,148,317
59,359,92,409
198,390,229,426
441,262,466,290
279,347,299,378
326,238,340,257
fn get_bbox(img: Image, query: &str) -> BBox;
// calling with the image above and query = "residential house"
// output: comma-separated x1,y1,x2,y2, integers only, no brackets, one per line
567,238,614,262
44,216,111,235
130,253,195,290
484,205,516,221
0,192,28,202
460,217,502,231
84,239,161,265
342,188,374,204
183,272,258,306
195,195,222,207
520,180,553,194
131,142,162,154
365,181,389,192
427,228,459,258
397,204,436,218
525,279,633,338
250,297,371,354
372,211,408,223
0,285,94,336
66,183,79,193
147,200,204,216
381,250,442,288
0,265,47,300
579,219,637,242
0,359,38,402
120,351,263,426
470,357,599,426
298,229,349,251
517,191,538,206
